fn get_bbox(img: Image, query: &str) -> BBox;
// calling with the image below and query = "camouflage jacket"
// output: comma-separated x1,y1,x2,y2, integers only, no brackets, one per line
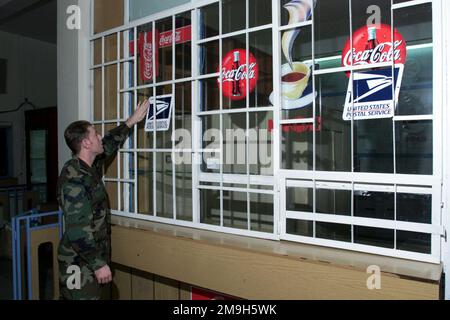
57,124,130,272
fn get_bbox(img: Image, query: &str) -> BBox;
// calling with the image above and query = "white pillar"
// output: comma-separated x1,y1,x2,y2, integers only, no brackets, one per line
57,0,91,171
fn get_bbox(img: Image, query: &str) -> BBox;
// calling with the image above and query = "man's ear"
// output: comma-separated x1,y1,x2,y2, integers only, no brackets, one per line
80,138,91,150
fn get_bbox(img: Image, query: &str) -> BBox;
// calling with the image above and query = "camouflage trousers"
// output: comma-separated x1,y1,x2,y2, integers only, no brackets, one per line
59,262,111,300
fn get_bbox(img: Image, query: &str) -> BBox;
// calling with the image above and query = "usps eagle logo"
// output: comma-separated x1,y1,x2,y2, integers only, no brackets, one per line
145,94,173,132
343,65,404,121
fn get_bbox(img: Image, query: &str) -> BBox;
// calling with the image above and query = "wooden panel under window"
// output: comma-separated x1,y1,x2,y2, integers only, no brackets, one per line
94,0,124,34
111,263,193,300
154,275,179,300
112,218,441,300
132,269,155,300
111,263,132,300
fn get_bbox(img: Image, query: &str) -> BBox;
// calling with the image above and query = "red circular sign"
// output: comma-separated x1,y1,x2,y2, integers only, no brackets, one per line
341,24,407,77
218,49,259,101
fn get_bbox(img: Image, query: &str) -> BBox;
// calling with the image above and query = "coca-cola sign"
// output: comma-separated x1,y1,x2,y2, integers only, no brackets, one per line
159,25,191,48
138,31,159,82
218,49,259,101
341,24,407,77
132,26,191,82
142,34,153,80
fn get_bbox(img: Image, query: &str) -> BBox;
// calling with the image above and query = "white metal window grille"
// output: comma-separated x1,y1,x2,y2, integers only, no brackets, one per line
89,0,444,263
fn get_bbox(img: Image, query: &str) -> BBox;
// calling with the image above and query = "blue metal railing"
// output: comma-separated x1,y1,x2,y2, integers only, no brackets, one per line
11,210,63,300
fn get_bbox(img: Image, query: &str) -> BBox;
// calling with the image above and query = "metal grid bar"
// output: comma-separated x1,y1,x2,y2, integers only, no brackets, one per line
285,210,442,235
133,26,138,214
219,0,224,228
192,7,200,224
117,31,122,212
246,0,251,231
172,14,177,221
152,20,157,218
392,0,432,10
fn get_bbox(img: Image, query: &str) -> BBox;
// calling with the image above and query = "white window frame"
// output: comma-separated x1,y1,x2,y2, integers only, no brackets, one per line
88,0,446,264
89,0,278,241
276,0,443,264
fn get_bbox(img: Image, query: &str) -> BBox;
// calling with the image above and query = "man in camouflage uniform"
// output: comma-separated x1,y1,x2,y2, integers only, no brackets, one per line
57,100,149,300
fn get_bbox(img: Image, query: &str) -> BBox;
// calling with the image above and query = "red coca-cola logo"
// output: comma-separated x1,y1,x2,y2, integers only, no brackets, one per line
138,31,159,82
159,25,191,48
143,36,153,80
134,27,191,82
341,24,407,77
218,49,259,101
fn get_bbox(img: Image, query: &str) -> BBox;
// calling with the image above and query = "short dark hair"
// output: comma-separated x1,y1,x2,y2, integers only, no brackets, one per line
64,121,92,154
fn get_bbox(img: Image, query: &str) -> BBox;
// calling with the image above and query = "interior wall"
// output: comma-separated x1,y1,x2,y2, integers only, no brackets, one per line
0,31,57,183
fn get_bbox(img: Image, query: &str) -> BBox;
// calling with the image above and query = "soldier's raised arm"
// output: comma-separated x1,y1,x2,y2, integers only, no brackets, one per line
101,99,150,158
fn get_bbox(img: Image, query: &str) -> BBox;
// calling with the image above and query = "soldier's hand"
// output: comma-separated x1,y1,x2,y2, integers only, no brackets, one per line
125,99,150,128
95,264,112,284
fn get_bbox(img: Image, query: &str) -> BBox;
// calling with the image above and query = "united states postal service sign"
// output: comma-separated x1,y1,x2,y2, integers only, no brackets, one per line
145,94,173,132
343,65,404,121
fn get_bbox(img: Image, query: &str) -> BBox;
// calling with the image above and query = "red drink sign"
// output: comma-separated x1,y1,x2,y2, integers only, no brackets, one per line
159,25,191,48
131,26,192,82
218,49,259,101
341,24,407,77
138,31,159,82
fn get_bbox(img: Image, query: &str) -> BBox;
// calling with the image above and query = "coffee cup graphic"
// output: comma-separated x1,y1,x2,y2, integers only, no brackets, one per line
281,62,311,100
